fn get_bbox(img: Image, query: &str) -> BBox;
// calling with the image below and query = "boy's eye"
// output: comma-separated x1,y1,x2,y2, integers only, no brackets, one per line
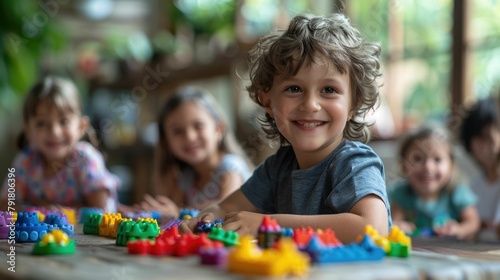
323,87,337,94
285,86,301,93
60,118,69,125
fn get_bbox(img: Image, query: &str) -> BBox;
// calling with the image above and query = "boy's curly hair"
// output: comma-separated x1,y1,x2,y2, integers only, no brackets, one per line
247,13,382,145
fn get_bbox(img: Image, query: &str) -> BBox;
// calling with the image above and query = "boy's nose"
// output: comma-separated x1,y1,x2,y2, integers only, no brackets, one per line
299,93,321,112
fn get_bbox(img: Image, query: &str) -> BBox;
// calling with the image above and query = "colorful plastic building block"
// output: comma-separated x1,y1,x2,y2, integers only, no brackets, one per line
83,213,103,235
257,216,282,248
127,227,211,256
116,219,160,246
199,241,228,266
123,211,161,221
179,208,200,220
196,219,223,233
228,236,309,277
281,227,294,237
0,211,13,239
361,225,411,258
32,229,76,255
208,227,239,247
304,235,385,263
161,219,184,230
78,207,103,224
44,214,74,236
14,212,54,243
293,227,341,249
98,213,125,237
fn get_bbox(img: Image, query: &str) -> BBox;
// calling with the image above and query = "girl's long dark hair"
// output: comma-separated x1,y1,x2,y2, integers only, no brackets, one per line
156,86,253,175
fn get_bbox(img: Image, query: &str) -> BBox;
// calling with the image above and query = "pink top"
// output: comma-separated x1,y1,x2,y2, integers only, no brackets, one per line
1,141,120,212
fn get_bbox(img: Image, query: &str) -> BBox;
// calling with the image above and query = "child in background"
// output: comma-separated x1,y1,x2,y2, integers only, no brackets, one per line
180,13,391,243
135,87,253,217
390,125,480,239
460,98,500,239
0,76,120,212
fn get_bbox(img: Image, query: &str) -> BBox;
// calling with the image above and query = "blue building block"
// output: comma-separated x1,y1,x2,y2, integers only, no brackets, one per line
14,212,54,243
44,214,74,236
197,219,223,233
304,235,385,263
282,228,294,237
179,208,200,220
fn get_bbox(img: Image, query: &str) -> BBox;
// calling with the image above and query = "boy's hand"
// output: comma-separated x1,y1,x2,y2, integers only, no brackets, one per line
179,212,215,234
223,211,264,237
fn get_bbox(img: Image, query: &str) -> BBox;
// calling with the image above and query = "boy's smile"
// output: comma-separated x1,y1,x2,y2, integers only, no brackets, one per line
259,58,353,169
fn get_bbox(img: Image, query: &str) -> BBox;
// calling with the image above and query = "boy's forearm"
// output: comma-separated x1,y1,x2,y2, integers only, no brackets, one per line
271,213,386,243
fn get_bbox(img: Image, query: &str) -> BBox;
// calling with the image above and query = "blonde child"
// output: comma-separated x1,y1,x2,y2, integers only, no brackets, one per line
135,87,253,217
460,98,500,239
0,76,119,213
391,125,480,239
180,13,391,243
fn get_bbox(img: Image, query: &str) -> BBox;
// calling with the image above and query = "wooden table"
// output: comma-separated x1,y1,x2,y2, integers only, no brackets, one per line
1,227,500,280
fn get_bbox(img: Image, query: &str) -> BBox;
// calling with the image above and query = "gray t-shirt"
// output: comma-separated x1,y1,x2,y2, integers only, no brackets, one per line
241,140,391,227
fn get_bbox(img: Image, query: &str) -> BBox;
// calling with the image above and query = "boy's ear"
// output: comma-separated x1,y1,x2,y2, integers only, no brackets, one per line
79,116,90,137
258,91,274,117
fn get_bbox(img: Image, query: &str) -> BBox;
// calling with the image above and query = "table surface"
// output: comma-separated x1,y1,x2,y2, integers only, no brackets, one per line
1,226,500,280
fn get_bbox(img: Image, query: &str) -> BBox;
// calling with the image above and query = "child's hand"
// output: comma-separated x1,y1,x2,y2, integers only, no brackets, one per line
179,212,215,234
393,220,416,234
139,194,179,217
223,211,264,237
433,220,461,238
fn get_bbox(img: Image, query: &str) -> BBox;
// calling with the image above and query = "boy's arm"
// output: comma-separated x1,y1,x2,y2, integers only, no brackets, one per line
222,194,388,244
272,194,388,243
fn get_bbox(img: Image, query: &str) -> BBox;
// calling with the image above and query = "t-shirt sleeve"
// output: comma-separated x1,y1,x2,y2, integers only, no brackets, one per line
217,154,252,183
451,183,478,213
1,152,28,203
240,153,277,213
75,143,120,196
326,144,389,214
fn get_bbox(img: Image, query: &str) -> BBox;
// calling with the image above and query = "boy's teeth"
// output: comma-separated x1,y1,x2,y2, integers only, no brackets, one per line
297,121,322,127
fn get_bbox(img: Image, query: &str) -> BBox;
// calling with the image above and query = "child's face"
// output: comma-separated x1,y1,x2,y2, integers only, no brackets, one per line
471,124,500,170
24,101,87,163
164,101,223,167
259,59,353,168
402,137,453,200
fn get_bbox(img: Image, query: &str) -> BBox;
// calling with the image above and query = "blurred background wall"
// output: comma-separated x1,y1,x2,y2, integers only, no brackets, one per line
1,0,499,205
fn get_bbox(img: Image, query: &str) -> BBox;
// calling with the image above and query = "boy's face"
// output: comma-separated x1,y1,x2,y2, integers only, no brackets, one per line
259,60,353,169
471,124,500,170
